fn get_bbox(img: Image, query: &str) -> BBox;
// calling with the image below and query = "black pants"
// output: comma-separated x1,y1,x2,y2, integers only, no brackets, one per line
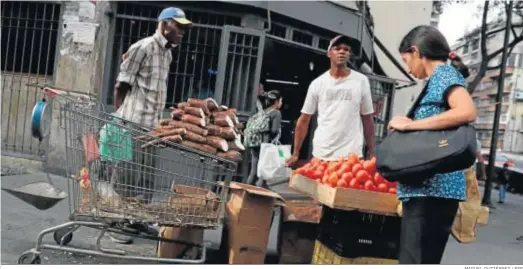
399,197,459,264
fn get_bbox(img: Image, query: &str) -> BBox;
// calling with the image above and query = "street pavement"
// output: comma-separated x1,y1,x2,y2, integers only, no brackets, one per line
442,187,523,265
1,172,158,264
2,171,523,264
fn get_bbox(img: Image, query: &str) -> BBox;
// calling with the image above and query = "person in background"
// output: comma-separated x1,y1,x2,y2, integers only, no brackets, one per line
245,90,283,188
390,25,476,264
285,35,375,167
497,163,510,204
475,138,487,182
256,83,266,112
108,7,192,244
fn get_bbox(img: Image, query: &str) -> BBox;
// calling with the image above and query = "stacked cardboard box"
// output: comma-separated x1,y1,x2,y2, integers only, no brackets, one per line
226,182,283,264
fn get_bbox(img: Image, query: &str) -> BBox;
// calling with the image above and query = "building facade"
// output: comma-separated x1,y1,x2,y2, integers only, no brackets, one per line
367,0,434,116
1,1,432,174
452,22,523,153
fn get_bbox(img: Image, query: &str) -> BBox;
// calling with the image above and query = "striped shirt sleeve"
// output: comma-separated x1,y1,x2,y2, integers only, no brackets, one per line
117,40,149,85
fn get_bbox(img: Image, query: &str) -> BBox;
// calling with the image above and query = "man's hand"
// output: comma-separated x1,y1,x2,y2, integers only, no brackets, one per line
366,148,375,159
287,114,312,168
286,155,299,168
114,81,131,110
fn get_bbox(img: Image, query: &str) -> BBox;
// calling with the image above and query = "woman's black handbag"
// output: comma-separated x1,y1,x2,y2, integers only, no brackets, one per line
375,82,477,184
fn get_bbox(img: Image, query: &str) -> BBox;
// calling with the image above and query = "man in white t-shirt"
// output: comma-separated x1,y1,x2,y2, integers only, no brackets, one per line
286,35,375,166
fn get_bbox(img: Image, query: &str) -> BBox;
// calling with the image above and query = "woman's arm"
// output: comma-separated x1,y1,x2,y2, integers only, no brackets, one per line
270,111,282,135
405,86,477,131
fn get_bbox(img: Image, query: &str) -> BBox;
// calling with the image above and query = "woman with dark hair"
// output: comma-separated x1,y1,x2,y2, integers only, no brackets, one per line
245,90,283,188
388,25,477,264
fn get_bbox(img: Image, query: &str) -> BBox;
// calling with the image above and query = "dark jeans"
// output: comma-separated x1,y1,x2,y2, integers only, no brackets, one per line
246,147,267,188
399,197,459,264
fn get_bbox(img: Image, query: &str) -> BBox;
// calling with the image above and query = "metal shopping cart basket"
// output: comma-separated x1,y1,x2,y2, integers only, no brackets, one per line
17,86,236,264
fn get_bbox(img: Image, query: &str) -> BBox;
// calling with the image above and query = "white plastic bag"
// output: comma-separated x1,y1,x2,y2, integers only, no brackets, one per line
257,142,292,182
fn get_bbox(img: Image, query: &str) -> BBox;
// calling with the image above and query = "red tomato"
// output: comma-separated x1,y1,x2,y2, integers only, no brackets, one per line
296,167,305,175
302,168,310,177
339,163,350,173
321,174,329,184
307,169,318,179
388,188,397,194
349,178,360,189
326,162,336,173
377,183,388,193
348,153,359,162
356,170,372,184
352,163,363,174
364,180,376,191
335,168,345,177
362,161,376,174
341,172,354,183
337,179,348,188
328,173,339,186
313,170,323,180
374,173,385,185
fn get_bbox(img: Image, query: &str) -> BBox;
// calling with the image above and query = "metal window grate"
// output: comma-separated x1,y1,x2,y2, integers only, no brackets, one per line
367,75,395,145
319,38,330,50
1,1,61,157
106,3,242,107
292,30,313,46
219,31,261,112
268,23,287,38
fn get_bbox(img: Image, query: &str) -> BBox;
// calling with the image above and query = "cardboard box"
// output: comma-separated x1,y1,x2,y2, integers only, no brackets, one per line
283,199,322,224
226,182,283,264
228,182,283,229
157,226,203,259
289,175,399,215
157,184,217,259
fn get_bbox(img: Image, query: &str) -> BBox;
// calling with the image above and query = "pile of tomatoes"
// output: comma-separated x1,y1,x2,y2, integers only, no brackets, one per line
295,153,397,194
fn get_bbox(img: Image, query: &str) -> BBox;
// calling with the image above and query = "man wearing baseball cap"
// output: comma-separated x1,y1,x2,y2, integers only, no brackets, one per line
286,35,375,166
108,7,192,244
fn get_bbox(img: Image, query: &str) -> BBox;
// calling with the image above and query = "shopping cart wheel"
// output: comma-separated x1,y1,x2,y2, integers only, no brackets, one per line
18,251,41,264
53,228,74,246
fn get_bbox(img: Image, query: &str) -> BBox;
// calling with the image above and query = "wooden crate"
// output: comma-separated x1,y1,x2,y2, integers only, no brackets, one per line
289,175,400,215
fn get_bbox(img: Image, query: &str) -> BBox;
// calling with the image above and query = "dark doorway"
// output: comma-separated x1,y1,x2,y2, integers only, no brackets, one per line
261,38,330,160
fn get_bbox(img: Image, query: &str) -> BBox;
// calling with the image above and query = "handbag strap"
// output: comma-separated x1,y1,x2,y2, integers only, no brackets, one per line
406,69,458,118
406,80,430,119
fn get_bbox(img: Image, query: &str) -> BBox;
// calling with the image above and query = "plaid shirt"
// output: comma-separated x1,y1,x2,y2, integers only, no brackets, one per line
115,31,173,128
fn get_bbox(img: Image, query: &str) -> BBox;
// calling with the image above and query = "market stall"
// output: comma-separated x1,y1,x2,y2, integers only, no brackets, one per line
289,153,402,264
288,153,491,264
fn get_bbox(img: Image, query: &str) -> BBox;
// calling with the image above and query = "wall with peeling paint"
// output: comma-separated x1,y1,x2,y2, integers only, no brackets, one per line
46,1,111,173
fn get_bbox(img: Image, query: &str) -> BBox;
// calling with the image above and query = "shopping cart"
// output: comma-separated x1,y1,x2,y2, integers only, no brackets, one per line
17,86,236,264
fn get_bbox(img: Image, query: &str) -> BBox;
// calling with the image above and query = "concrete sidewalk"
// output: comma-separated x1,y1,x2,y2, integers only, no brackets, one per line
442,186,523,265
1,172,158,264
1,171,523,264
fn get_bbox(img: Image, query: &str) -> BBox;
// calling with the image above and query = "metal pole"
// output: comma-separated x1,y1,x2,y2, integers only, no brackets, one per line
482,0,513,206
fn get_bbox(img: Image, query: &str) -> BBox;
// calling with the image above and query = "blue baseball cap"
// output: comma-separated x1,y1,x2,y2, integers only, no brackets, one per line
158,7,192,25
